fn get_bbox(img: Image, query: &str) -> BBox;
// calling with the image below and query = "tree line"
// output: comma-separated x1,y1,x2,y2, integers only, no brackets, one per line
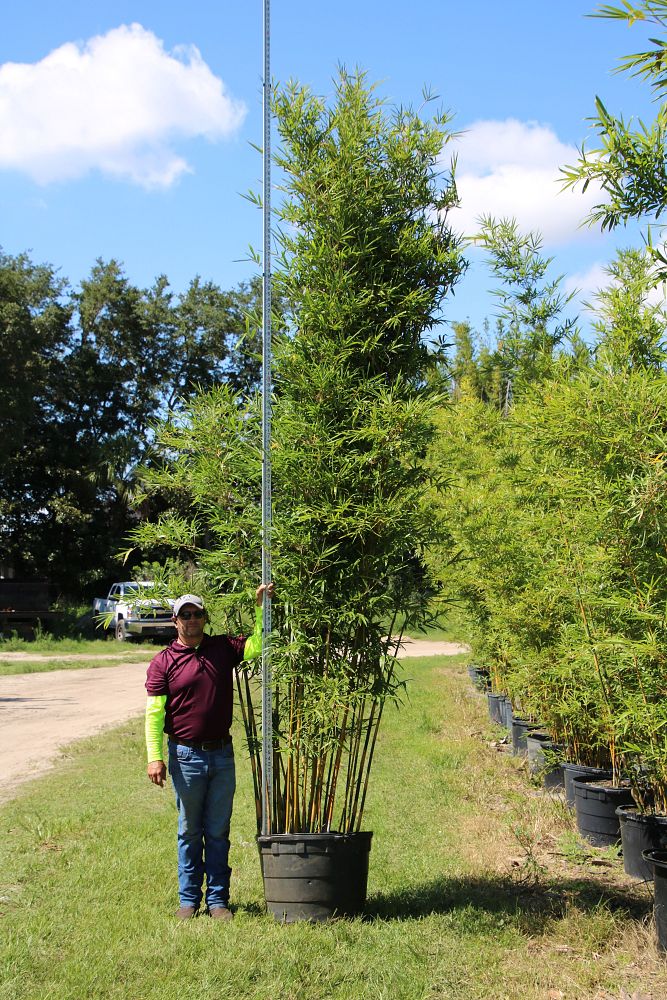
0,250,262,594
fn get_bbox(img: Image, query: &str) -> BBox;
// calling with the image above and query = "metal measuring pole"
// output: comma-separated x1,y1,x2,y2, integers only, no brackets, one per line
261,0,273,838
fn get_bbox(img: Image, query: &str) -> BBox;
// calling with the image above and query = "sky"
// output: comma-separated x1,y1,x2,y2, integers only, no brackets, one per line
0,1,660,344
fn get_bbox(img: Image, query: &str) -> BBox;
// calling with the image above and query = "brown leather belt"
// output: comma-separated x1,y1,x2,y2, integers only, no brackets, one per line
169,736,232,751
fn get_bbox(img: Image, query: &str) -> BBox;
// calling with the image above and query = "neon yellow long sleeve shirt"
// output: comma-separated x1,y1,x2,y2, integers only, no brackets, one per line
145,607,263,763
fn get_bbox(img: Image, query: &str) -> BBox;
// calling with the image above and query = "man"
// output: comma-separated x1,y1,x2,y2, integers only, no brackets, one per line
145,583,274,921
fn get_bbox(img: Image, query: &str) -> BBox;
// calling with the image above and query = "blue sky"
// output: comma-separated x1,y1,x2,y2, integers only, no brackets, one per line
0,1,658,342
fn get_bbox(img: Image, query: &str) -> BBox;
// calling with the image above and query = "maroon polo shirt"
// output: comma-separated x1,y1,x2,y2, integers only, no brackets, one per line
145,633,246,742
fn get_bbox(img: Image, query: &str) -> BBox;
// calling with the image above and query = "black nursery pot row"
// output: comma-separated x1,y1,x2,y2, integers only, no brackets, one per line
484,687,564,788
473,675,667,950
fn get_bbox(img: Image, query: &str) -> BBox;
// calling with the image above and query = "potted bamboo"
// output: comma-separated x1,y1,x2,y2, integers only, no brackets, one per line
616,703,667,879
246,70,464,921
427,238,667,847
133,69,464,922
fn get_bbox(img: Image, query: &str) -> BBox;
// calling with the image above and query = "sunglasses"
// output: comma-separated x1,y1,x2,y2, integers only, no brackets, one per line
177,609,205,620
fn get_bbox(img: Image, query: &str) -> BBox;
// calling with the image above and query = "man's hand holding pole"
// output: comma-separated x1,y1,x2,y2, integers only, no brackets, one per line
256,583,275,606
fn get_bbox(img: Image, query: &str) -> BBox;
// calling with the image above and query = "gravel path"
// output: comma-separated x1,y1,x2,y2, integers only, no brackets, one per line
394,637,469,658
0,639,468,803
0,651,150,662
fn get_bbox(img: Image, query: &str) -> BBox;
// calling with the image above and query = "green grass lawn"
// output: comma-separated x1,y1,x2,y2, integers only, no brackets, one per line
0,637,157,676
0,636,143,654
0,655,663,1000
0,655,154,677
403,625,465,642
400,604,471,643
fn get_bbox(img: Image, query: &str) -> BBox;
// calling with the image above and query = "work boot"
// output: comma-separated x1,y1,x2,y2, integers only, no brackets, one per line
175,905,198,920
208,906,234,921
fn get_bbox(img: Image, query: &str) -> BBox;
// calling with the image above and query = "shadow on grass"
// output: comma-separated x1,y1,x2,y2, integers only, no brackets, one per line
365,872,653,929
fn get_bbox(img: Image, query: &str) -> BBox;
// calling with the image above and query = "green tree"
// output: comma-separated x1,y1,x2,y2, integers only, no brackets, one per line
447,220,580,411
0,249,265,594
592,246,667,367
475,217,578,397
0,250,72,578
450,321,481,399
562,2,667,277
75,260,264,468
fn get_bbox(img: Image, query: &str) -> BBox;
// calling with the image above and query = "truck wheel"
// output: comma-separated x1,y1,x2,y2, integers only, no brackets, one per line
115,619,130,642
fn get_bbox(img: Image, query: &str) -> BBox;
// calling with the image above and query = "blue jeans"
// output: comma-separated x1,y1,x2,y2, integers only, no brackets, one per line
168,741,236,909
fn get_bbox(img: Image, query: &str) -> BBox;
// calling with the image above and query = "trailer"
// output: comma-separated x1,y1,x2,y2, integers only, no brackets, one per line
0,580,62,639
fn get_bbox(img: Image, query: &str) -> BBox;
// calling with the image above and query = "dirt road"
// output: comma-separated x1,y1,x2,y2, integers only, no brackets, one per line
0,660,150,804
0,639,468,803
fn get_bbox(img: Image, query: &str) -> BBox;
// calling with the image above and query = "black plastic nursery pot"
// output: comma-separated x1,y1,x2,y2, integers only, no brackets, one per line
526,733,564,789
617,807,667,880
487,692,504,725
525,730,551,754
572,775,634,847
500,697,513,731
467,665,490,689
511,718,542,757
562,763,612,810
642,850,667,950
257,831,373,923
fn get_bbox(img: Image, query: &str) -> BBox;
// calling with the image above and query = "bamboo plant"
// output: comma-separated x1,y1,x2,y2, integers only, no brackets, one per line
133,69,465,835
429,244,667,804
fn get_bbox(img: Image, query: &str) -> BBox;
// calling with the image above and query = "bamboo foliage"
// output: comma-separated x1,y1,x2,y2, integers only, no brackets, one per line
429,244,667,807
132,70,465,834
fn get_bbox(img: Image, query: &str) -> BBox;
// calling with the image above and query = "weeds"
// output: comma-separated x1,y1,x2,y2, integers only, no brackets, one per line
508,821,549,886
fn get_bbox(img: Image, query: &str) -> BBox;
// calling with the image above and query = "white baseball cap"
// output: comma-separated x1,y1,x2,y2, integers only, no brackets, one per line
173,594,205,617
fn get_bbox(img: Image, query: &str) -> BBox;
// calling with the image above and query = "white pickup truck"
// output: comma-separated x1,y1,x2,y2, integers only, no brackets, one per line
93,581,176,642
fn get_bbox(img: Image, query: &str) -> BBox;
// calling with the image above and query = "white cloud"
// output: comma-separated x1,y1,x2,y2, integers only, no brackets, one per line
447,119,603,245
566,258,667,310
563,262,609,301
0,24,247,188
648,282,667,307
